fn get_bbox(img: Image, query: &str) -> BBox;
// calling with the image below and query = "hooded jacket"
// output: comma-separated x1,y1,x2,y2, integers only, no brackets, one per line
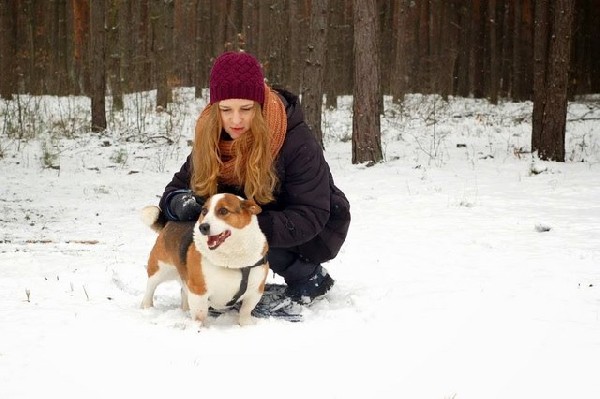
159,88,350,264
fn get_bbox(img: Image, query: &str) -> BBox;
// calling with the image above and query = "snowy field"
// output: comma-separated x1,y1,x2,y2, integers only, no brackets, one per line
1,89,599,399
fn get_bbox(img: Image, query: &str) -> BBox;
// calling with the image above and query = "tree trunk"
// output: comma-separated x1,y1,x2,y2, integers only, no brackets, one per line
117,0,131,98
512,0,523,100
352,0,382,165
72,0,90,95
301,0,329,148
513,0,534,100
590,0,600,93
487,0,499,104
469,0,484,98
455,2,471,97
90,0,107,133
264,1,288,86
532,0,574,161
499,2,513,98
194,0,211,98
134,1,152,92
378,0,393,96
438,1,459,100
521,0,534,99
532,0,549,154
0,1,17,99
287,0,310,94
325,0,353,103
390,0,410,102
107,0,123,111
416,0,431,93
173,1,196,87
52,0,69,95
153,0,173,109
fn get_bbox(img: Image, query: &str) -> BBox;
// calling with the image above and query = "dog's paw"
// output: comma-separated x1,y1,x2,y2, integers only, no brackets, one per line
239,315,257,326
192,310,208,324
140,299,154,309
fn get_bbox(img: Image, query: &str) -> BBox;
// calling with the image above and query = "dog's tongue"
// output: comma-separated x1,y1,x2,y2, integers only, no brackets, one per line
207,235,220,248
206,231,231,250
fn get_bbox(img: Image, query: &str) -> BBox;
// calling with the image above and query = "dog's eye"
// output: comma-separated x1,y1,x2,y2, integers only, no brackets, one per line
218,207,228,216
201,207,208,216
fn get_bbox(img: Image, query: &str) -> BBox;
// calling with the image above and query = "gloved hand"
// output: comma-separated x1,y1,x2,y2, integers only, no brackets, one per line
169,191,203,221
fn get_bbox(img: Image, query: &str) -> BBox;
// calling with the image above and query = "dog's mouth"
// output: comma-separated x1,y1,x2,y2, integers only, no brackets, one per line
206,230,231,250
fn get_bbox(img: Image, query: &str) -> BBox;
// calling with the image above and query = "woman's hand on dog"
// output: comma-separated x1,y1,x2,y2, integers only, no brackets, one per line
170,191,203,221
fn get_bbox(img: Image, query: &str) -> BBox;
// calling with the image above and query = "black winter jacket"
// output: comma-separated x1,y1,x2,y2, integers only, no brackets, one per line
159,89,350,264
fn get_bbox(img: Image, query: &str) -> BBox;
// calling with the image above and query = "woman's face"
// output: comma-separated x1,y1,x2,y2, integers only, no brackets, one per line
218,99,256,139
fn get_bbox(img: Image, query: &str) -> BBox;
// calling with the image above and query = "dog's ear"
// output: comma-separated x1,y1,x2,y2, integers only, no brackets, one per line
242,199,262,215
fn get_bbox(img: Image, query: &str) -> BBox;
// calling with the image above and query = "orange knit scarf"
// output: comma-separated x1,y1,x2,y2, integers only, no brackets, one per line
216,84,287,186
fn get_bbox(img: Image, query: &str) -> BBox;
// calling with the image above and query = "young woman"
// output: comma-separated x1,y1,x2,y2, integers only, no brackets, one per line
158,51,350,303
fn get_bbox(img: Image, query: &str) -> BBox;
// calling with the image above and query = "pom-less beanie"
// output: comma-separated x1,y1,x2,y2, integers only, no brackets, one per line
209,51,265,105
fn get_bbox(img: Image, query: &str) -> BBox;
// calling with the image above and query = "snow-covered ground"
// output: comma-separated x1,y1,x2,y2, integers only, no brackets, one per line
1,90,599,399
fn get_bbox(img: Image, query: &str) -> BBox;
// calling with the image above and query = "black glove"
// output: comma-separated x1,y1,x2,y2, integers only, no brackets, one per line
169,191,203,221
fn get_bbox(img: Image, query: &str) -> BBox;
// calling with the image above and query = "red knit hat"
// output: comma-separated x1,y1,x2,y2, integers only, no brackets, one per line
209,51,265,105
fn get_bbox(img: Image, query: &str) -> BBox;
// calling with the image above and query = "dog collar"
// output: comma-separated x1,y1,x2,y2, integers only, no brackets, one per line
226,255,268,307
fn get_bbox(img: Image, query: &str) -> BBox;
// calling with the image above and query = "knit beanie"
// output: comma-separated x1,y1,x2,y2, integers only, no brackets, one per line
209,51,265,105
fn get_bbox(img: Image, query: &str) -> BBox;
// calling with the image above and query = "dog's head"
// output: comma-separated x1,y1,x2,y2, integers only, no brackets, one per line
196,193,262,251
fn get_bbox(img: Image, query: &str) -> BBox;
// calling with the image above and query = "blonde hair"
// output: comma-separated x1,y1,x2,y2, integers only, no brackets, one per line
191,103,278,204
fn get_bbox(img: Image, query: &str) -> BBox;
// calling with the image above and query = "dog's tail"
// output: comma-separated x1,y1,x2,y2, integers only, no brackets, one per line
140,205,167,233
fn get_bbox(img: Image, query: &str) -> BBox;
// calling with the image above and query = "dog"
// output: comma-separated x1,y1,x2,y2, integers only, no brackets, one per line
140,193,269,326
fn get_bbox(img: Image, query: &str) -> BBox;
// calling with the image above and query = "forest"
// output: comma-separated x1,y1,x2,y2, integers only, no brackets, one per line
1,0,598,100
0,0,598,162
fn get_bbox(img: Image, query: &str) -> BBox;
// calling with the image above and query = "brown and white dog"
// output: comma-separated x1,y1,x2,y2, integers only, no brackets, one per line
140,193,269,326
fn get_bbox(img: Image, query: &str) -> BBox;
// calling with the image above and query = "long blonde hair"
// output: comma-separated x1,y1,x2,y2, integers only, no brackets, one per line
191,103,278,204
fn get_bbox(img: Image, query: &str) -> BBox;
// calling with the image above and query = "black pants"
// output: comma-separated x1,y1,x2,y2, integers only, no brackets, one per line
267,248,319,284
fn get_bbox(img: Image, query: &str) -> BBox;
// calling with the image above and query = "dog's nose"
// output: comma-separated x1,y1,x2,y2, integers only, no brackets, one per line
199,223,210,236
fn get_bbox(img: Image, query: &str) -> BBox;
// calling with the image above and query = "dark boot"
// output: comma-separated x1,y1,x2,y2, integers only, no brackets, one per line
267,248,334,304
284,265,334,304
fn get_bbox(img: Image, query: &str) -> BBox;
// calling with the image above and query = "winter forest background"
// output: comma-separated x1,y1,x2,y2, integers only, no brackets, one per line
1,1,599,164
2,1,599,100
1,2,600,398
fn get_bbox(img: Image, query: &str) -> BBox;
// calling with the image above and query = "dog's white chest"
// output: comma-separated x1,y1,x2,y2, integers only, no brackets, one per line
203,263,264,309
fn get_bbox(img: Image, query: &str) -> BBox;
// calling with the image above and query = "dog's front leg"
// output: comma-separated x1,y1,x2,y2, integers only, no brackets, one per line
238,293,261,326
187,291,210,324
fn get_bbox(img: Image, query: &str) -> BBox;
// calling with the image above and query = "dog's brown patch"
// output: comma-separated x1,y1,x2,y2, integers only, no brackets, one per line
147,231,172,278
185,245,206,295
146,238,163,278
147,222,202,289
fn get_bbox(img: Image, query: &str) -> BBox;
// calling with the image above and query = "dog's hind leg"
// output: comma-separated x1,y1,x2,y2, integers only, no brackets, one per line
141,262,178,309
141,274,161,309
180,285,189,311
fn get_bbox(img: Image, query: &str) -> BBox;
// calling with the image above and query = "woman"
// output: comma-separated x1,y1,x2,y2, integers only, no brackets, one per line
158,51,350,304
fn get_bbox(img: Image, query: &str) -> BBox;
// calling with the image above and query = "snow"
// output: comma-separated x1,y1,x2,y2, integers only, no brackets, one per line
1,89,599,399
